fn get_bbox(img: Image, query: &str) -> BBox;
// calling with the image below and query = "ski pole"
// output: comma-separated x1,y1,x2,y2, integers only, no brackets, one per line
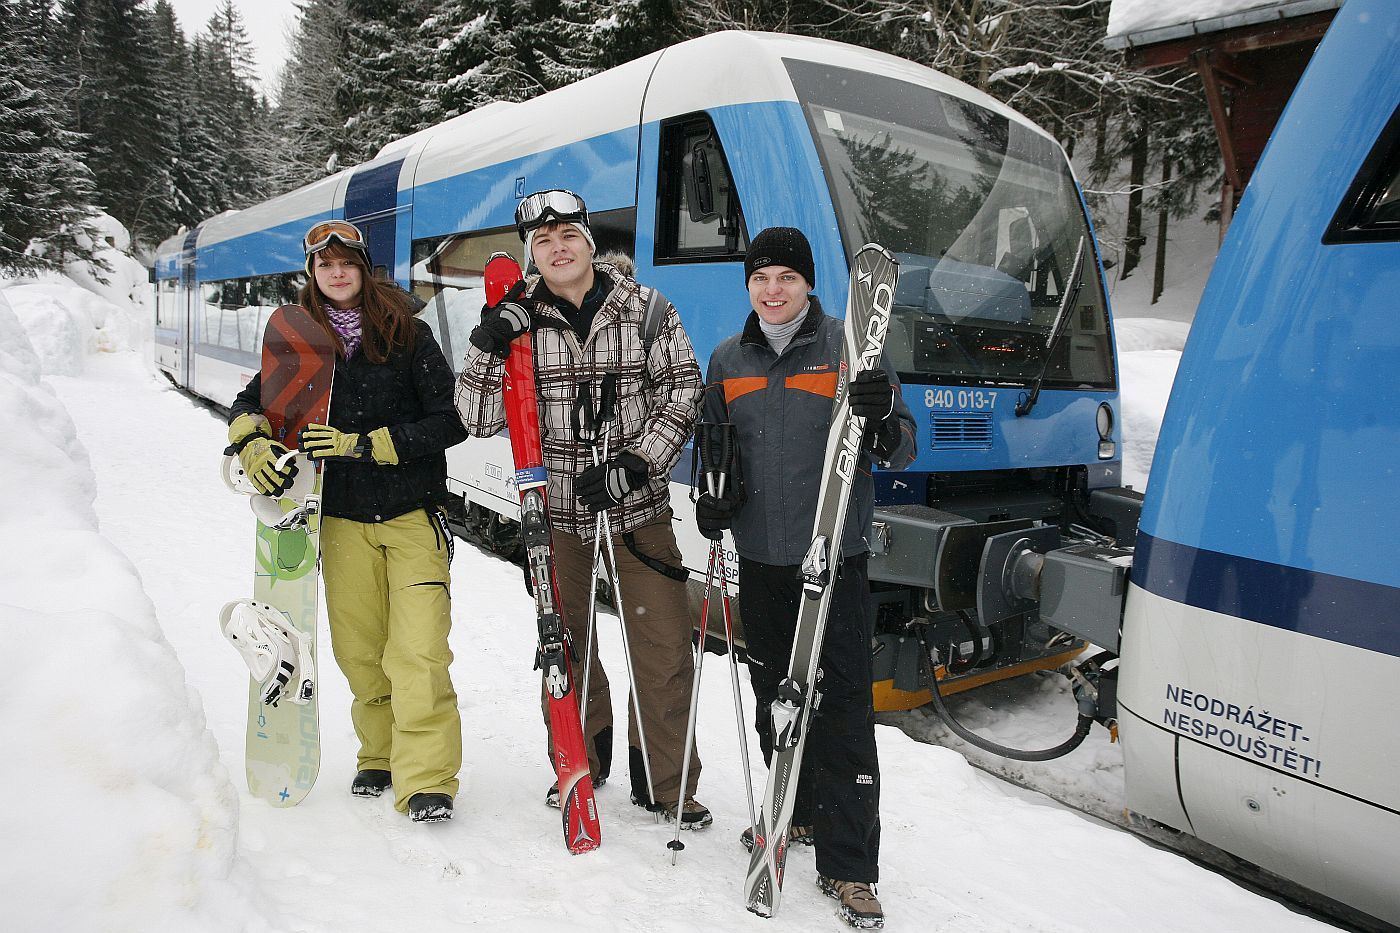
587,374,659,810
573,382,605,738
716,543,757,832
668,533,716,862
668,421,743,860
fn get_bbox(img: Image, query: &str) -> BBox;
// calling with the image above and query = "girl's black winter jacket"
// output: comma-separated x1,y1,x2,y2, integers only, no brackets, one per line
231,318,468,523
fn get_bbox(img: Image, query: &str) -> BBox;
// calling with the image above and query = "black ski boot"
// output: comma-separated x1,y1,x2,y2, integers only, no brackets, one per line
408,792,453,823
351,769,391,798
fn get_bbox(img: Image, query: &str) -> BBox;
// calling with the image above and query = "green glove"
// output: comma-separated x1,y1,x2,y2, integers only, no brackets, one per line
228,413,297,496
239,436,297,496
228,412,270,447
298,423,364,461
366,426,399,466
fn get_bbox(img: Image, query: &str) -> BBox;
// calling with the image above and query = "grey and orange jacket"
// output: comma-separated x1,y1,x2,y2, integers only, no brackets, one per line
455,262,703,540
702,296,916,566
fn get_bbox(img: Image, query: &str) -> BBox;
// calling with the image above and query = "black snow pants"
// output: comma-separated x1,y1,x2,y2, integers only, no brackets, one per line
739,554,880,883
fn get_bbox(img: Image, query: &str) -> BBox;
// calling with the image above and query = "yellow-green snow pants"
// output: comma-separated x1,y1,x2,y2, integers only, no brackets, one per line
321,508,461,812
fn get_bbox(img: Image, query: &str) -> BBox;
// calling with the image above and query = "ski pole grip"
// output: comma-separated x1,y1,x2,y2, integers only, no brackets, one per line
572,381,597,444
598,373,618,424
697,421,734,497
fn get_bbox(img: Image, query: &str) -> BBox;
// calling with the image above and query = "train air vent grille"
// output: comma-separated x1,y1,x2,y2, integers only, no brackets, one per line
930,413,993,450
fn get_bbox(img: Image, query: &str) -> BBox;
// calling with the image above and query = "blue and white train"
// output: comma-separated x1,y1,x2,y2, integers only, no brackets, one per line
155,30,1127,706
155,13,1400,925
1112,0,1400,925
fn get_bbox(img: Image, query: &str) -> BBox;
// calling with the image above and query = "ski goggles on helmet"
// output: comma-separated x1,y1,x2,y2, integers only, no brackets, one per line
514,189,589,241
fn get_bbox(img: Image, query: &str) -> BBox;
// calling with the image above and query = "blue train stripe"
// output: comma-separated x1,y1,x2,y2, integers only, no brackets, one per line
1135,531,1400,658
345,158,405,275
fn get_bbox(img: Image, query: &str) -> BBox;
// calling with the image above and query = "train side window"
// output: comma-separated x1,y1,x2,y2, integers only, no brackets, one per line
412,209,638,371
655,114,748,262
155,281,180,330
197,273,303,353
1324,104,1400,244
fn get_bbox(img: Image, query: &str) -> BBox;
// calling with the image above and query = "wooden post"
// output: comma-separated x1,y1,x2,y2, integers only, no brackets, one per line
1152,158,1173,305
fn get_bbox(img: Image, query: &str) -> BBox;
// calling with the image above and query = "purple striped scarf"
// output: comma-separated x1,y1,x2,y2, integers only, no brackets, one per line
327,305,362,359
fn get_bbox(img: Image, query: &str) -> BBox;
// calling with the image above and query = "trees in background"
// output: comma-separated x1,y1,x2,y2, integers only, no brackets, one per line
0,0,1216,286
0,0,105,274
0,0,268,266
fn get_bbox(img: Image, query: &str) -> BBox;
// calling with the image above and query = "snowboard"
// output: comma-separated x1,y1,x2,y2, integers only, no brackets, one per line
488,252,602,853
744,245,899,917
226,304,334,807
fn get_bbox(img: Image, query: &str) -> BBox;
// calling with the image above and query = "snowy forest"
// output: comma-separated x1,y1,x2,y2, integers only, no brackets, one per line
3,0,1218,294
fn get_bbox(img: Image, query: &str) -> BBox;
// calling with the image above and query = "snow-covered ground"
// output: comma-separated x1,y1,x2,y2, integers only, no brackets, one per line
0,230,1332,930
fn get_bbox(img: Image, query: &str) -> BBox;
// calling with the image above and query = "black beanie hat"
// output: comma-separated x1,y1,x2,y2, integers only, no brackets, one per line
745,227,815,288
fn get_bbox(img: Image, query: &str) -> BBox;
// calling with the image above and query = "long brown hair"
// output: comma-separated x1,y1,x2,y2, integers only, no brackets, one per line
298,242,414,363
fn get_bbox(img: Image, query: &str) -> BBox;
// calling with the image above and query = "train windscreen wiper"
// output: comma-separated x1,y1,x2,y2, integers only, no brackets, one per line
1014,235,1087,417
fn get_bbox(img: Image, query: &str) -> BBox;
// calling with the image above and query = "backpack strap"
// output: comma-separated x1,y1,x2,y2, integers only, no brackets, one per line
641,286,668,358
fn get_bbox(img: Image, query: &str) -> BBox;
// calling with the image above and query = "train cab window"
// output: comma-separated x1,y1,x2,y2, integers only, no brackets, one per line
412,209,638,370
655,115,748,262
1325,104,1400,244
784,57,1113,389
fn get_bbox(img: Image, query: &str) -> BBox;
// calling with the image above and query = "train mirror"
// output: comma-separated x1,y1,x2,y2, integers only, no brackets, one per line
685,143,718,222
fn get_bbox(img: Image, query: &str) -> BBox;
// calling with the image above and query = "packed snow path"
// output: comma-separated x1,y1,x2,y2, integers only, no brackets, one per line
46,351,1334,932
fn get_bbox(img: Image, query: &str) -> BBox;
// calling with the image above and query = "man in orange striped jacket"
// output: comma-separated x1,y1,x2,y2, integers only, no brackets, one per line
697,226,915,929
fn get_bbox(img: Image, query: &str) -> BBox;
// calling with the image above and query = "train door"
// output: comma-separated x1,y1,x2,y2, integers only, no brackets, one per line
629,110,750,577
179,227,199,387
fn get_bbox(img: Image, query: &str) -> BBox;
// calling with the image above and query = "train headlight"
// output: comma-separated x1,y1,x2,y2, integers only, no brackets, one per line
1096,402,1115,460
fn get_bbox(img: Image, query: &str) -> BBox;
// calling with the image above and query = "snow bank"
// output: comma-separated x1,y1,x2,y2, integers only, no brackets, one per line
1114,318,1187,490
0,212,153,375
0,290,266,931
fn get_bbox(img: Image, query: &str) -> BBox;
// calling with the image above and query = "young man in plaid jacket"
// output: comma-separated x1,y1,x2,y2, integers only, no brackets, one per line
455,189,712,828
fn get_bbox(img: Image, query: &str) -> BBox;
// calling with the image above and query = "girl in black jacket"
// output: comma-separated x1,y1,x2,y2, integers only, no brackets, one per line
228,220,467,822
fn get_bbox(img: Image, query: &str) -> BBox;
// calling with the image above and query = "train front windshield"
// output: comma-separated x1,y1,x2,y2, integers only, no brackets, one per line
786,59,1113,389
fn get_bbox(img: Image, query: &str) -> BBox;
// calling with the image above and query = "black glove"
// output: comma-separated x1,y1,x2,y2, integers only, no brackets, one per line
577,451,650,513
468,301,531,357
694,493,738,541
849,368,895,423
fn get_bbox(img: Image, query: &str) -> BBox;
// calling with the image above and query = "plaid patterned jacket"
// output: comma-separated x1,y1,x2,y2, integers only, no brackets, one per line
455,263,703,539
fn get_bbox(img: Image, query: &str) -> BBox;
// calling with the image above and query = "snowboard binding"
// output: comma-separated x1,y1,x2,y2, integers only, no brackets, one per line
219,598,316,706
221,449,320,529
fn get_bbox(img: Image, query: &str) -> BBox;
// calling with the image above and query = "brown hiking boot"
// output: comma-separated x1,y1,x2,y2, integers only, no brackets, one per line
818,875,884,929
662,797,713,830
740,824,814,852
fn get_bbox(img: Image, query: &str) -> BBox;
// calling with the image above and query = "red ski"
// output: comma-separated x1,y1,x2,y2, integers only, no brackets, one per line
487,252,601,854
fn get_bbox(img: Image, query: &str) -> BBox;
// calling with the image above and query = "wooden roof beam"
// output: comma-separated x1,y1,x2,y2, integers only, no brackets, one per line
1194,50,1245,192
1124,11,1334,69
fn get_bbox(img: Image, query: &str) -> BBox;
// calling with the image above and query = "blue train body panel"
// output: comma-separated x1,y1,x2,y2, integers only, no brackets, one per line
1139,3,1400,593
409,127,640,242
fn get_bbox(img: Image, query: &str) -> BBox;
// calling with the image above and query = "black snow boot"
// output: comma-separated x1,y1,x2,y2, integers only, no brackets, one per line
408,792,453,823
351,769,392,798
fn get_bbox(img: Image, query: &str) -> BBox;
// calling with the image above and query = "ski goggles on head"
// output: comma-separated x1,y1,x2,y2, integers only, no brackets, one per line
303,220,369,257
514,189,589,240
